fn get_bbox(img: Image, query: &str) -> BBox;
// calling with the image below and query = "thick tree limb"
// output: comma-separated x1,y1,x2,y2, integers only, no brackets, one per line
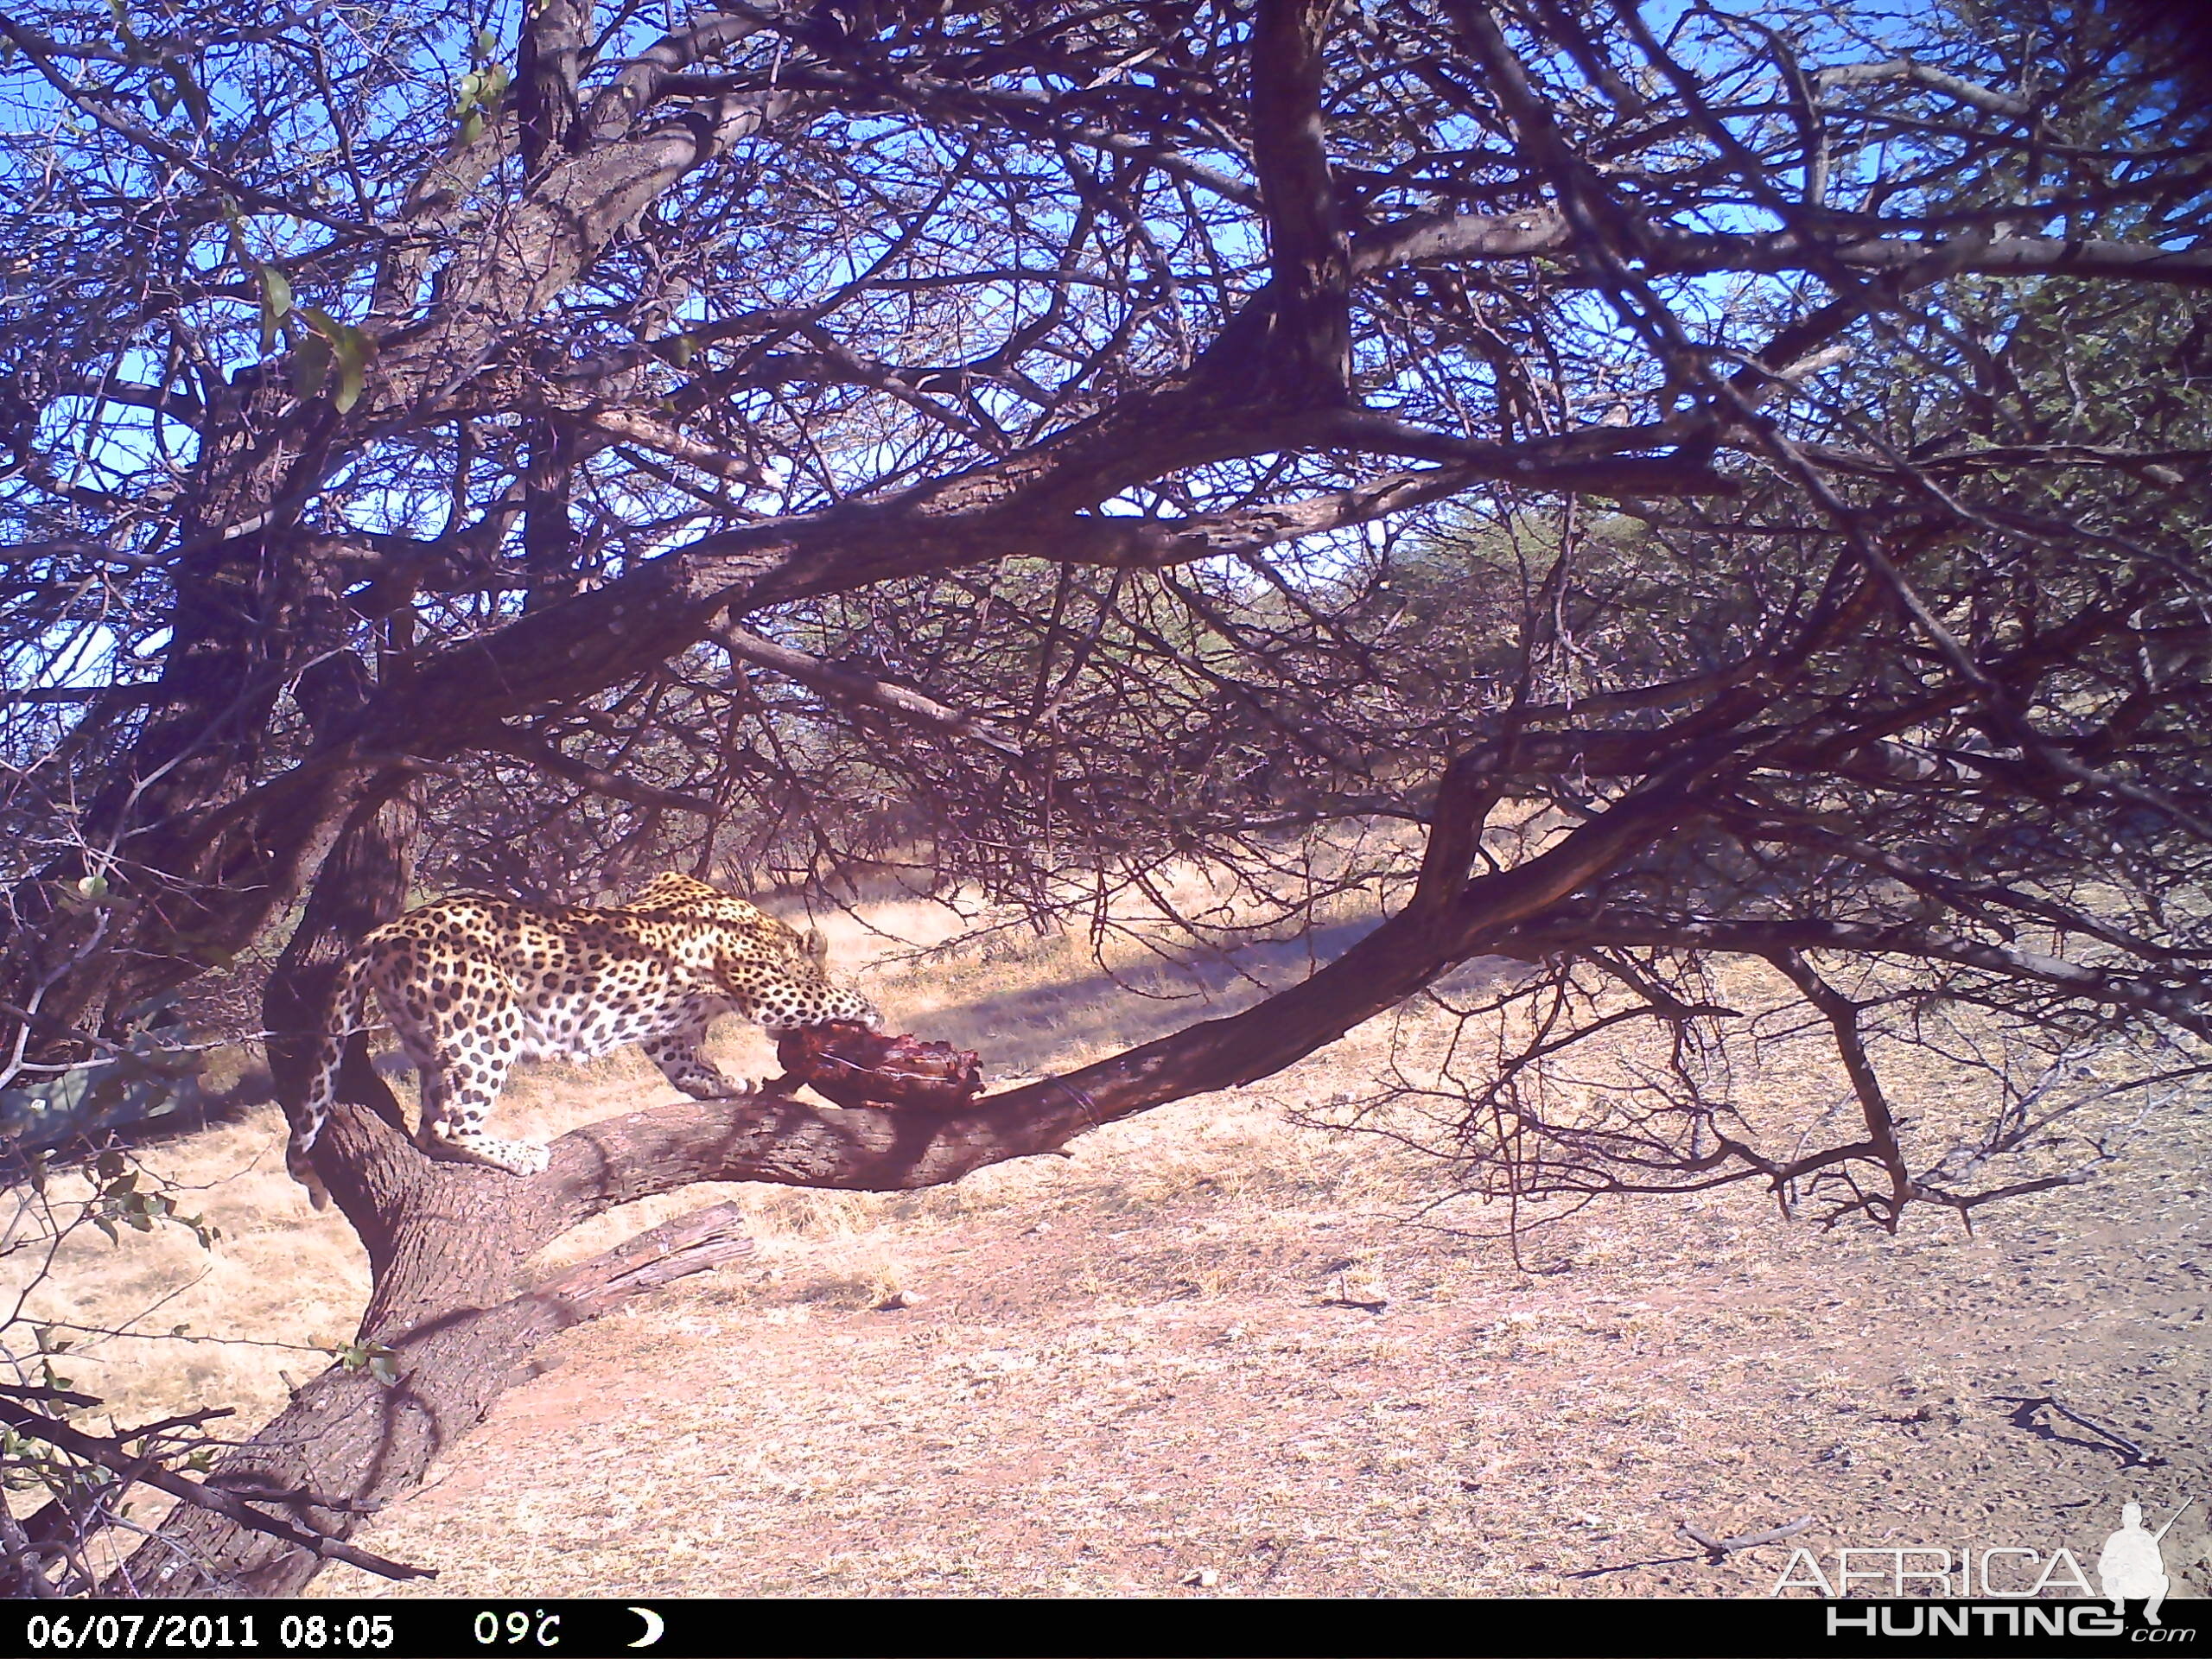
1246,0,1354,402
712,625,1023,756
1813,57,2032,118
1352,202,2212,289
522,1201,756,1322
486,729,723,816
131,428,1728,969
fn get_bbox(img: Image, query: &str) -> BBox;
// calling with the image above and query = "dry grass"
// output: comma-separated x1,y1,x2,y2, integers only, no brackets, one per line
10,874,2209,1599
1,1120,365,1433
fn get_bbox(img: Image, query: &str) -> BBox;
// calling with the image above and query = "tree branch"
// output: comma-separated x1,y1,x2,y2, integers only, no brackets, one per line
0,1398,433,1586
712,625,1023,756
1491,913,2212,1039
484,729,723,816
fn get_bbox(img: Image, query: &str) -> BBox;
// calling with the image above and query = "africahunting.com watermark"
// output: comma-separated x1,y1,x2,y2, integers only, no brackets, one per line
1775,1498,2199,1639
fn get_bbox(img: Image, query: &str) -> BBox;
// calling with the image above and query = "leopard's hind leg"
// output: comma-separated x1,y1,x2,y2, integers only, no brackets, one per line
397,991,548,1178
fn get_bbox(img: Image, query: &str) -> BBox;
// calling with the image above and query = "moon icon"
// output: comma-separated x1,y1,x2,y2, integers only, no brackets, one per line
627,1606,665,1649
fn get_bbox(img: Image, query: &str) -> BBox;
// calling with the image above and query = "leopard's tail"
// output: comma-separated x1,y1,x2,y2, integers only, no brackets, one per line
285,952,374,1210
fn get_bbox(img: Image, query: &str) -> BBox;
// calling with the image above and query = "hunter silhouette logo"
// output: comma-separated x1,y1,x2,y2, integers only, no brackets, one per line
2098,1498,2192,1627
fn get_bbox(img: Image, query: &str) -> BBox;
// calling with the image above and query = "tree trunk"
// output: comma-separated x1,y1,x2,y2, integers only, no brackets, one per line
5,385,350,1056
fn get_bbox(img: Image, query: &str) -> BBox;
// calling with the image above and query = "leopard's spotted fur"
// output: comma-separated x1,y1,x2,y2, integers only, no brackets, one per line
284,874,880,1200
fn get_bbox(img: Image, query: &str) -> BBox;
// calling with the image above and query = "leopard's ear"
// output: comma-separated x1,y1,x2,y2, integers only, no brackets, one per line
803,926,829,965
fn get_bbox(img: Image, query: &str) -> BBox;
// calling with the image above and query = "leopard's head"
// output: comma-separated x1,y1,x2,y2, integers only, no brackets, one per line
732,924,883,1033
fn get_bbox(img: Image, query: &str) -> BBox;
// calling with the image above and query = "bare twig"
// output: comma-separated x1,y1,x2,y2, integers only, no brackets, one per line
1680,1516,1821,1559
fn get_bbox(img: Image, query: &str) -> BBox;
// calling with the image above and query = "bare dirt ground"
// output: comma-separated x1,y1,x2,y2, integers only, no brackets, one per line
22,894,2211,1599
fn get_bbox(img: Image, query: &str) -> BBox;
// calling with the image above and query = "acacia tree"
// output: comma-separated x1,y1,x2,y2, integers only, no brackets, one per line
2,0,2209,1595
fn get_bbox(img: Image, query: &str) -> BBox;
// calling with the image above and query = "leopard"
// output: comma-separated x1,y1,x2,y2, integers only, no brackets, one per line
283,872,880,1202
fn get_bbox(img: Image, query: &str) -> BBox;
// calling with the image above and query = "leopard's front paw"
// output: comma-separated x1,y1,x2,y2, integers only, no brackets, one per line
702,1077,776,1100
505,1141,551,1177
429,1129,551,1178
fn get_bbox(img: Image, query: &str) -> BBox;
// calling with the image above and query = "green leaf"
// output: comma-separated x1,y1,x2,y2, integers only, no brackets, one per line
458,107,485,146
333,324,372,413
331,1340,401,1385
293,332,332,400
474,28,499,60
76,873,107,900
257,264,293,357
